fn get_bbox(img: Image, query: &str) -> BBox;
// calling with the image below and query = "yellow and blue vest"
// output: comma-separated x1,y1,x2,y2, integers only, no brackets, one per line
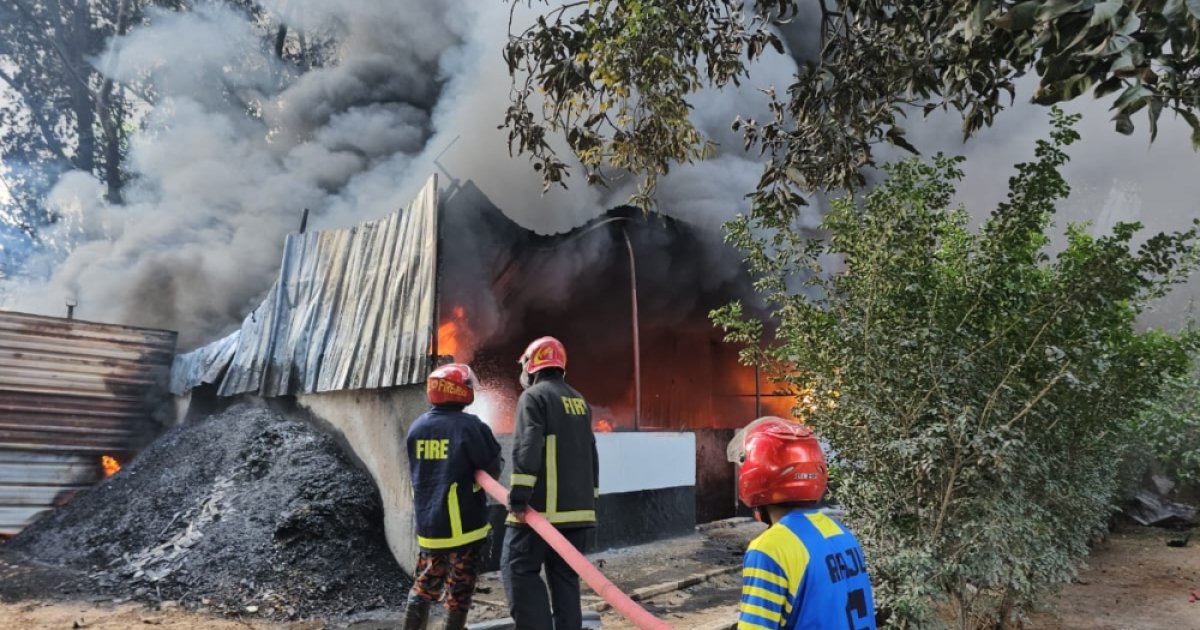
738,509,876,630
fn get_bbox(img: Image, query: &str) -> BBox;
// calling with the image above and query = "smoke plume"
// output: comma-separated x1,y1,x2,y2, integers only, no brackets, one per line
7,3,1198,349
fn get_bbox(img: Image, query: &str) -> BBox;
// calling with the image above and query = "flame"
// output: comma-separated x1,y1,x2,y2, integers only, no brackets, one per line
594,418,614,433
101,455,120,478
437,306,472,361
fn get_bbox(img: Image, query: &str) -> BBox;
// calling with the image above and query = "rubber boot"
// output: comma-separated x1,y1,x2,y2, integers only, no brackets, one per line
441,608,469,630
403,600,431,630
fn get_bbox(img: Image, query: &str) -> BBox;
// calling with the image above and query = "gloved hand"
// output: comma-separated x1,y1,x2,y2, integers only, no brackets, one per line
508,499,528,517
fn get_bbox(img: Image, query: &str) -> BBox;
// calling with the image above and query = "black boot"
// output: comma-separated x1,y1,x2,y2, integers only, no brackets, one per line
403,600,431,630
441,608,469,630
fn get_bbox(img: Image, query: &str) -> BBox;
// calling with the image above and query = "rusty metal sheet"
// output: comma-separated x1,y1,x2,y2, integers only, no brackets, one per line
170,175,439,398
0,312,176,537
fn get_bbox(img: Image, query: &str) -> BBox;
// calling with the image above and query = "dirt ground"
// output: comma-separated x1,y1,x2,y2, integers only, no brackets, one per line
1,522,1196,629
1026,526,1200,630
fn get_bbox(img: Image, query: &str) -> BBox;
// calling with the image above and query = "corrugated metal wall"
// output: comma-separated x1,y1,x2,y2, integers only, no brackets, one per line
0,310,177,536
170,175,439,398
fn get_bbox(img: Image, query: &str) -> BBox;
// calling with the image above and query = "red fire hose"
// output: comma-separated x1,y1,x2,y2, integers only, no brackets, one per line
473,470,674,630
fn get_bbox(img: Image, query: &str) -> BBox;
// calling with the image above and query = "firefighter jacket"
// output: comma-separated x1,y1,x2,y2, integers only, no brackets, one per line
407,405,502,550
507,373,599,528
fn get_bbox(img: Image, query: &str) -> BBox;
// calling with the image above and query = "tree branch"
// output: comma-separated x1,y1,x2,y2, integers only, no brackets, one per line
0,66,70,163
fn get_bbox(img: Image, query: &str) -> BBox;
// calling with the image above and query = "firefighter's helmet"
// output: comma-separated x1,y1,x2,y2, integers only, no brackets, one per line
519,336,567,374
426,363,477,406
732,417,828,508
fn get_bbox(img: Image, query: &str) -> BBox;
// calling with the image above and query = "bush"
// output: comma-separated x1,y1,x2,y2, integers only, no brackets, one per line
1136,350,1200,488
715,109,1198,628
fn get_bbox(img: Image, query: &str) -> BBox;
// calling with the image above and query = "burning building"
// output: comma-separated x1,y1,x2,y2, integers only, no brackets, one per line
170,175,794,571
0,311,176,538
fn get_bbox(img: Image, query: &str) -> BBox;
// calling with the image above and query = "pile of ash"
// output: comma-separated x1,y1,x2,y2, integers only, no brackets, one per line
0,401,410,620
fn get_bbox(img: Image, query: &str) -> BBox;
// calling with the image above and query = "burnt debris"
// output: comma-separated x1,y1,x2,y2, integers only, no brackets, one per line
0,402,410,620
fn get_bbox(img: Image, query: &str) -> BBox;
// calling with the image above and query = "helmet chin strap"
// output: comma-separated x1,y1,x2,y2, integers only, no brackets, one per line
756,506,774,526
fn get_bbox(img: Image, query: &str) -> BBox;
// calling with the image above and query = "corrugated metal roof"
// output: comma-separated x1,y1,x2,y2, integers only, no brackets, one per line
0,311,177,536
170,175,439,397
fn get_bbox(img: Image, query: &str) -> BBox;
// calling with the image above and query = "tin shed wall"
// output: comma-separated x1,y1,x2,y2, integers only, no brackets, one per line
0,310,177,536
170,175,439,398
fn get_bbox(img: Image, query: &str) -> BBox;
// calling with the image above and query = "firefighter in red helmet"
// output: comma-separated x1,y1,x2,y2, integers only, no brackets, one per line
502,336,599,630
403,364,501,630
730,417,876,630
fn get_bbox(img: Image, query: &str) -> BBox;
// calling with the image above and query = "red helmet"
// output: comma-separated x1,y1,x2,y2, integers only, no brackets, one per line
735,417,828,508
427,363,477,405
519,336,567,374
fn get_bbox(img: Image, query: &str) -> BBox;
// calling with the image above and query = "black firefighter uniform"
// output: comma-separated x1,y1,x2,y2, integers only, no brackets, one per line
506,374,599,524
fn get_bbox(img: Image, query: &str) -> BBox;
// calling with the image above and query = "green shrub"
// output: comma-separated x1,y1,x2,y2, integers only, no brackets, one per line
1136,349,1200,488
715,110,1198,628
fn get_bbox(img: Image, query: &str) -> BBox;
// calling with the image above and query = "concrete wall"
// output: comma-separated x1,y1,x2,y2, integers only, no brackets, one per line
296,386,427,574
293,391,702,574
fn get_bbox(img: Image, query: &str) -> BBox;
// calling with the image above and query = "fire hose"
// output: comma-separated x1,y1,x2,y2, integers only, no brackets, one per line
473,470,675,630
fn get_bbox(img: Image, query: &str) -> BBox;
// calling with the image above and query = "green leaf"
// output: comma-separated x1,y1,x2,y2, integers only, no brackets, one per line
1148,97,1163,142
1113,82,1152,109
1093,76,1124,98
1085,33,1133,57
1089,0,1124,28
994,1,1041,30
1037,0,1085,20
965,0,994,40
1117,14,1142,35
1034,74,1095,104
1178,109,1200,149
886,126,920,154
1114,111,1135,134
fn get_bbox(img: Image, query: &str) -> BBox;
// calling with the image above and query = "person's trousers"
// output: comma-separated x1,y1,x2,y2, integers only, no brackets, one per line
501,525,590,630
407,543,483,611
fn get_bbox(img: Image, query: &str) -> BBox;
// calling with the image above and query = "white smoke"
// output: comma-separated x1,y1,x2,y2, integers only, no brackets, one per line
8,2,1198,347
9,2,469,347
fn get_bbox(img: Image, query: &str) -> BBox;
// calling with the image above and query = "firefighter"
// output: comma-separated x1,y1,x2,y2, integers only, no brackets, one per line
404,364,502,630
502,336,599,630
731,417,876,630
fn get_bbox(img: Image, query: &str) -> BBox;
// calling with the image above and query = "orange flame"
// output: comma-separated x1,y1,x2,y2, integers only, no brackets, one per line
101,455,120,478
594,418,614,433
437,306,471,361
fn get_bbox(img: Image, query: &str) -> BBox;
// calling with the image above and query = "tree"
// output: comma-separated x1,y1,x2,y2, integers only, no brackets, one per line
0,0,321,262
712,110,1198,627
0,0,141,210
503,0,1200,214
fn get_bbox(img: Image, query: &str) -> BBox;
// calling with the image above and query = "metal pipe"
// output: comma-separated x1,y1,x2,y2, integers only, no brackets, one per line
430,173,441,370
622,228,641,431
754,363,762,417
65,299,77,320
299,208,309,234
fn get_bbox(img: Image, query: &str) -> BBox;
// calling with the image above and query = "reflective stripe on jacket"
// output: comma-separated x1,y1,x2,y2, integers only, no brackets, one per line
407,405,502,549
507,373,599,527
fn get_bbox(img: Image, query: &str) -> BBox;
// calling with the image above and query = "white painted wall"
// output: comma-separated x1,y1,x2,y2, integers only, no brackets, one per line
596,432,695,495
